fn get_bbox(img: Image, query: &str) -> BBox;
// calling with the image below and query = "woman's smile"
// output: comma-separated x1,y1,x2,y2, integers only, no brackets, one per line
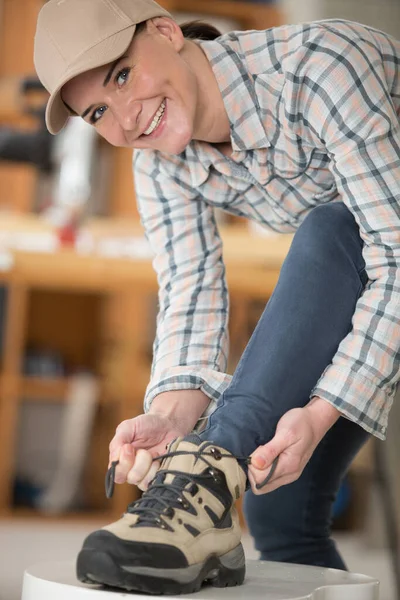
142,98,166,137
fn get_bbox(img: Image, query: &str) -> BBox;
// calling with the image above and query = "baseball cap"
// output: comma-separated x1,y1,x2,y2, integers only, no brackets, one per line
34,0,172,134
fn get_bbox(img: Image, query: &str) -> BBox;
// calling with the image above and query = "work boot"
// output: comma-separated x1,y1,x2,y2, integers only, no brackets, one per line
76,433,247,594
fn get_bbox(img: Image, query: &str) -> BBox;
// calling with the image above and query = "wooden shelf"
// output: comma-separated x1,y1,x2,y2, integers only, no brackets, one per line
160,0,284,30
20,376,69,401
0,373,150,405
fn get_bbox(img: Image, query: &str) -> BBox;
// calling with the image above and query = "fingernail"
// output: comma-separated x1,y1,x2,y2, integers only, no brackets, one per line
124,445,133,456
252,454,266,469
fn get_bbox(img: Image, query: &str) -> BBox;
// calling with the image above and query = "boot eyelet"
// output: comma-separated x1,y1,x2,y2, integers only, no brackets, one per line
190,484,199,496
208,467,221,483
177,497,190,510
210,447,222,460
155,517,167,529
164,507,174,518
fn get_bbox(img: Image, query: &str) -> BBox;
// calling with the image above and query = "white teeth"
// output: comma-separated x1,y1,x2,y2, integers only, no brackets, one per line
143,100,165,135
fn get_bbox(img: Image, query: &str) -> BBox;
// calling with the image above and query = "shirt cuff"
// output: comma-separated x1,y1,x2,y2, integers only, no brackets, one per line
143,367,232,426
311,363,396,440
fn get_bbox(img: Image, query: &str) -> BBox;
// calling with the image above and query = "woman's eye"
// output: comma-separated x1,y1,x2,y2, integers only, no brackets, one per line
115,67,130,87
91,105,107,124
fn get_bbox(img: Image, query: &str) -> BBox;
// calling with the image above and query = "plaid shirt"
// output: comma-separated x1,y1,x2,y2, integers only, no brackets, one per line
134,20,400,440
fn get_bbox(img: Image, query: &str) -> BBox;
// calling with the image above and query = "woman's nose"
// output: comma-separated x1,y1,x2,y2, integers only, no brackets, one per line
117,109,136,132
113,100,141,133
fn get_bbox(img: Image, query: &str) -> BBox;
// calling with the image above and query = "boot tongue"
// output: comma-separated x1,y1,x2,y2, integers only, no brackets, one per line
127,434,208,523
161,434,205,484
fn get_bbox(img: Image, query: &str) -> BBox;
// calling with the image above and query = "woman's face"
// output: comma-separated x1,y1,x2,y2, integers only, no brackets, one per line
62,18,199,154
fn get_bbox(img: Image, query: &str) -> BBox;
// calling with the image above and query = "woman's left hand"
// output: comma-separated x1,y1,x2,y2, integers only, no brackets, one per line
248,397,340,494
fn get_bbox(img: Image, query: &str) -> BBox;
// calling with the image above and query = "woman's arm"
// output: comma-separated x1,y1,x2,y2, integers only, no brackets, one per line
149,389,211,434
304,25,400,441
250,23,400,492
133,149,232,423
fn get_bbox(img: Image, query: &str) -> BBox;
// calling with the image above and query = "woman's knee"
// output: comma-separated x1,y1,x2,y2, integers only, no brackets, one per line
288,203,365,276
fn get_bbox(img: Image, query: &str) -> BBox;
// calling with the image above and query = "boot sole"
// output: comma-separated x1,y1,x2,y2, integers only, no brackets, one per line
76,544,246,595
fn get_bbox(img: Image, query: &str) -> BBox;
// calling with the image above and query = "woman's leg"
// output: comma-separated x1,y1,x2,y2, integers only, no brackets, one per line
199,202,370,568
244,416,369,569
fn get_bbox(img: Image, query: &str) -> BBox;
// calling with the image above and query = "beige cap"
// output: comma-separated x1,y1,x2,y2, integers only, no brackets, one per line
34,0,172,134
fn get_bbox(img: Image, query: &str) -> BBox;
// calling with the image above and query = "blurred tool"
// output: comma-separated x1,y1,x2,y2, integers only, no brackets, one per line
0,75,99,243
47,116,97,241
0,76,53,171
35,372,99,514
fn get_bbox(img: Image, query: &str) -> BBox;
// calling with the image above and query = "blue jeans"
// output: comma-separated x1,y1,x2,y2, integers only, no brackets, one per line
199,203,370,569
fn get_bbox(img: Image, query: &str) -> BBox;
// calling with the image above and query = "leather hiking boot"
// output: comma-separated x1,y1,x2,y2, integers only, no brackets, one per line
76,433,247,594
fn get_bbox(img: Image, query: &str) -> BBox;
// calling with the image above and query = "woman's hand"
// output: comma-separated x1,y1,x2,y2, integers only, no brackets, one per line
108,389,210,492
248,397,340,494
108,413,186,491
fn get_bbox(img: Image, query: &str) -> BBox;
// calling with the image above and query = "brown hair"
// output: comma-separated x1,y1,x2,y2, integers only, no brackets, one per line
180,20,222,41
136,19,221,40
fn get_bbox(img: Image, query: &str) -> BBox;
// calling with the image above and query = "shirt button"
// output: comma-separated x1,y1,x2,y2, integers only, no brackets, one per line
381,426,386,434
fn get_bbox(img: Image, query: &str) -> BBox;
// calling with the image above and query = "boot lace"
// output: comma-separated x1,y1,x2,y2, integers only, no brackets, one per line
105,447,278,528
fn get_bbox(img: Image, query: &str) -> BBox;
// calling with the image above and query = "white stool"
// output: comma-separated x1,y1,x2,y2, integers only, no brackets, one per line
22,559,379,599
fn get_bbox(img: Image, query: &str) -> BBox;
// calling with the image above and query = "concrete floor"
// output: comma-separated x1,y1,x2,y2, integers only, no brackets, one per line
0,520,396,600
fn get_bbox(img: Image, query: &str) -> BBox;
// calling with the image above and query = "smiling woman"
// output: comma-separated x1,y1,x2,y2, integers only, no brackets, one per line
36,3,229,153
59,15,230,153
33,0,400,596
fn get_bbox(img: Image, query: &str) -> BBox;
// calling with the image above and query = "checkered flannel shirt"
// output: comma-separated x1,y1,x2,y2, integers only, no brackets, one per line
133,19,400,439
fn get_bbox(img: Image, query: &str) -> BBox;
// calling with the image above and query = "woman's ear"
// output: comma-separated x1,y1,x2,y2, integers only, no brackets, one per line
147,17,185,51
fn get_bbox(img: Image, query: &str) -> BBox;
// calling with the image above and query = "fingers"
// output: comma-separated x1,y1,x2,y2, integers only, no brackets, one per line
107,416,163,491
109,419,136,464
137,459,160,491
114,443,136,484
253,455,279,490
114,446,157,490
248,444,306,495
248,430,302,495
109,439,159,491
248,463,295,494
126,449,153,486
250,430,290,470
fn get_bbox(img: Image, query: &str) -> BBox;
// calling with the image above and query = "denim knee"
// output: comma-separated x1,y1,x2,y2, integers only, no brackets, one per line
288,203,366,279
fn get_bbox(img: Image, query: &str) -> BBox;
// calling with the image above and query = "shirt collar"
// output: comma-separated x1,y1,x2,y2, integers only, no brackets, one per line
183,142,212,187
183,35,272,188
198,37,271,154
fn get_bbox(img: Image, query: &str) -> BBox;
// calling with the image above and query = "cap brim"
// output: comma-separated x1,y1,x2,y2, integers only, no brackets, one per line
45,25,136,134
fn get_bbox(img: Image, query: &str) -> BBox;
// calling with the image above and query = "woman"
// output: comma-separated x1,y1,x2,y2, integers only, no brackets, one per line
34,0,400,594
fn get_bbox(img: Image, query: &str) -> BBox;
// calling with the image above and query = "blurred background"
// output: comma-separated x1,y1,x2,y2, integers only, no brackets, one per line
0,1,399,599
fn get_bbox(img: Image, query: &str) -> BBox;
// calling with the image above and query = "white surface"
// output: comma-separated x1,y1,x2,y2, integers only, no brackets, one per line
0,523,395,600
21,559,379,600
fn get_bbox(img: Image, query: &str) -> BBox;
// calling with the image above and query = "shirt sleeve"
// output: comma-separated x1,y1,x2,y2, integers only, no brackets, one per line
133,149,232,416
296,23,400,439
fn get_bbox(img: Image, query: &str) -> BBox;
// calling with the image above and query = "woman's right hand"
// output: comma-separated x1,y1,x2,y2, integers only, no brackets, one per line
108,413,185,491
